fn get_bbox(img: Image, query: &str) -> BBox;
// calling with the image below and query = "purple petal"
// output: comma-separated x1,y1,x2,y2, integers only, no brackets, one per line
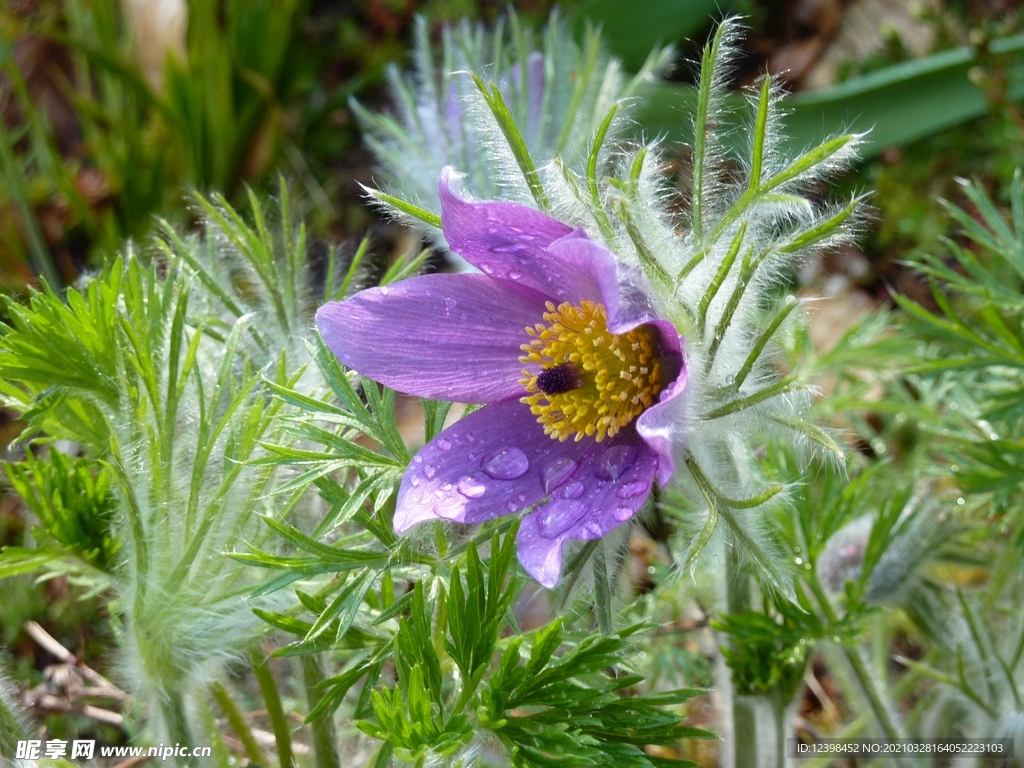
394,398,592,533
440,169,603,304
316,273,550,402
516,429,658,588
636,347,689,487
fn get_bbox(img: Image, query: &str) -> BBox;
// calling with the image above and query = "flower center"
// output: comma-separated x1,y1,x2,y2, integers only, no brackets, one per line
519,300,663,443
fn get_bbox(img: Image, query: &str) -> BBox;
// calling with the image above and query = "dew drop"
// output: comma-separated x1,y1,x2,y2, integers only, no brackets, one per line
482,447,530,480
380,286,390,295
508,270,523,280
413,455,423,463
612,506,633,522
538,499,590,538
584,521,603,537
457,474,487,498
410,477,420,487
542,457,579,493
560,481,585,499
418,495,430,505
507,501,519,512
465,433,475,442
437,437,452,451
424,464,437,479
595,445,637,481
616,481,648,499
444,298,457,310
725,374,735,385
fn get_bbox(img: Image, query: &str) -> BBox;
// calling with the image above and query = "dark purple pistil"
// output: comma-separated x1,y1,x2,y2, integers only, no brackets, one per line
536,363,582,396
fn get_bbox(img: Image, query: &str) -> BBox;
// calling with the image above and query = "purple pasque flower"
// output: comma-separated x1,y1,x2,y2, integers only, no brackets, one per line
315,168,687,587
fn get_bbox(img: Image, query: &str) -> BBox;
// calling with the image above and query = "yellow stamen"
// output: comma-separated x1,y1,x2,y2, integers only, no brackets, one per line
519,300,663,442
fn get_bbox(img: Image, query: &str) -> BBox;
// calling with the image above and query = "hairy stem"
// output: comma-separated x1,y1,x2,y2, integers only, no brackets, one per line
252,648,294,768
160,690,198,767
211,681,268,767
303,655,341,768
808,575,909,761
593,545,613,635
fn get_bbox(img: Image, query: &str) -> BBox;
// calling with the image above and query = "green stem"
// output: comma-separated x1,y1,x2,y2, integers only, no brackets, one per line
473,75,549,211
593,545,613,635
211,681,268,767
160,690,198,767
692,24,729,245
733,299,798,388
302,656,341,768
586,103,619,243
252,648,294,768
723,527,758,768
704,375,798,420
197,696,233,768
807,575,909,760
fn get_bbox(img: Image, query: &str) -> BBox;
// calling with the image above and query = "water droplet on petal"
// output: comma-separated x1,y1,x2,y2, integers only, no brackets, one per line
437,437,452,451
560,481,585,499
595,445,637,481
507,501,519,512
616,481,648,499
584,521,603,537
542,457,579,493
459,313,467,321
508,270,523,280
612,506,634,522
413,455,423,463
410,477,420,487
456,474,487,498
424,464,437,479
538,499,590,538
380,287,390,295
444,298,457,310
465,433,475,442
482,447,530,480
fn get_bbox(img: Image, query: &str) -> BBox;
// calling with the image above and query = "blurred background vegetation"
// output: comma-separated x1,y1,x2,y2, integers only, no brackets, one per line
1,0,1023,762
